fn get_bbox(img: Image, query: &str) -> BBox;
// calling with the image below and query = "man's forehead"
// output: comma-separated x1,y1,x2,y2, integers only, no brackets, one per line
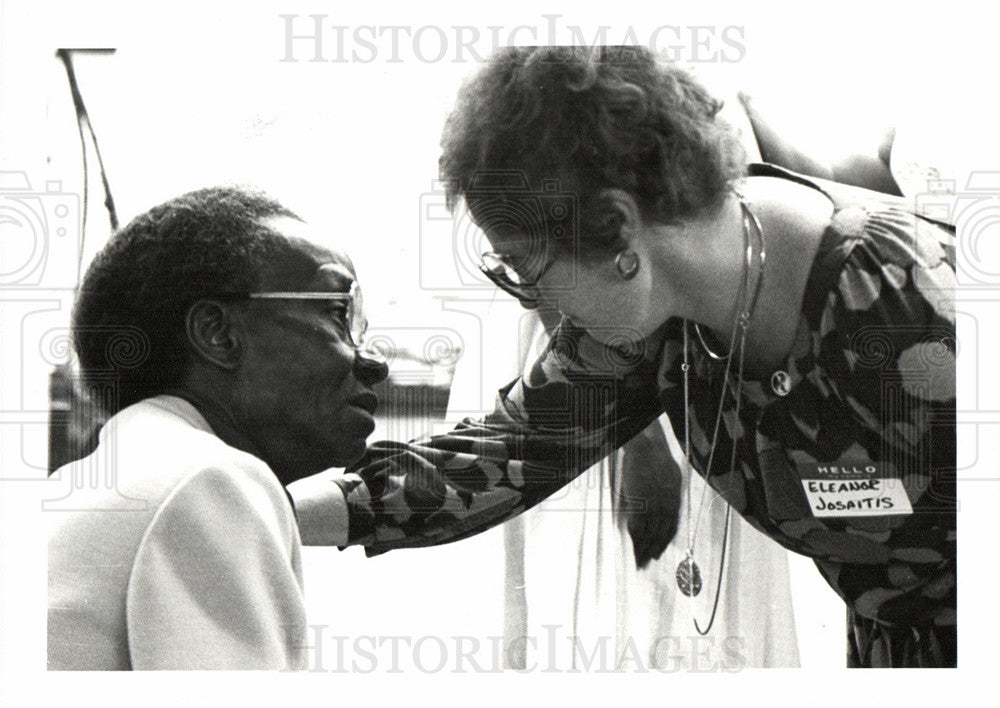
312,262,356,290
258,215,357,291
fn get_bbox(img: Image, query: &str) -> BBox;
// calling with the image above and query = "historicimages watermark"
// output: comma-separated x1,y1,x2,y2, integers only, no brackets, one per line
279,14,747,64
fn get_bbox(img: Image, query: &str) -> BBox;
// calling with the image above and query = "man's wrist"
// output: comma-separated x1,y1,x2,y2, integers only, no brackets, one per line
287,471,372,547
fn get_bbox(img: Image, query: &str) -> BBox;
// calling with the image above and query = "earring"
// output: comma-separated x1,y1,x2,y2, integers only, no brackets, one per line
615,249,639,280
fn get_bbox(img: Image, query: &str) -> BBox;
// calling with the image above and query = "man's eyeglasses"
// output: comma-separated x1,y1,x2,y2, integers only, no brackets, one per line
478,251,557,309
228,281,368,347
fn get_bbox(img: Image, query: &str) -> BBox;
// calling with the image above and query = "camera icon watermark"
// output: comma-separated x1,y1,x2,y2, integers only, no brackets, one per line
417,173,579,296
914,171,1000,286
22,322,150,510
1,171,81,289
365,325,465,442
539,323,649,376
365,325,464,375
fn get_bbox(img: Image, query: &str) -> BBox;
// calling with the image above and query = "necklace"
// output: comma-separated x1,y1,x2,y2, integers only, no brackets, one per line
677,196,766,635
693,322,730,361
691,197,766,361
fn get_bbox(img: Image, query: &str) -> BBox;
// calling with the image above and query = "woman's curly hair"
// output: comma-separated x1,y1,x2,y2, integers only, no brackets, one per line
440,46,745,255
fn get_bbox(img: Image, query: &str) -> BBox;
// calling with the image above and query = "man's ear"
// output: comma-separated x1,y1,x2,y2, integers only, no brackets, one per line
594,188,644,245
185,299,242,370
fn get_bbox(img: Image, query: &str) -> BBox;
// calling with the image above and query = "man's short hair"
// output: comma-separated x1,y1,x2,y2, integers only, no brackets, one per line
72,185,305,413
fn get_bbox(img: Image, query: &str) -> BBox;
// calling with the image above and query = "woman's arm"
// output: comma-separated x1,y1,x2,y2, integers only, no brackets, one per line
299,322,666,555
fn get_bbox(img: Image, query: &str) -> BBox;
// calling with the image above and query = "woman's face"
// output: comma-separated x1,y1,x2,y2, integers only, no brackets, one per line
483,226,662,345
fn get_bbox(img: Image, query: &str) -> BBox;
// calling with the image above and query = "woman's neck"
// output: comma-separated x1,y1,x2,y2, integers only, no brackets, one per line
658,191,749,338
730,176,834,376
653,178,833,377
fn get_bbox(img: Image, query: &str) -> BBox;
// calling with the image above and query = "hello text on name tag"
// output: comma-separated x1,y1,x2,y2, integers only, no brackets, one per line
797,462,913,517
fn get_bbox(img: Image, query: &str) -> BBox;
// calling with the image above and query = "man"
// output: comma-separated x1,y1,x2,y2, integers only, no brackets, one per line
49,184,637,671
47,186,388,670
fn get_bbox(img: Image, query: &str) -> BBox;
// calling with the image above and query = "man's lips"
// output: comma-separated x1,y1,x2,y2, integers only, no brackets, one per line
349,391,379,417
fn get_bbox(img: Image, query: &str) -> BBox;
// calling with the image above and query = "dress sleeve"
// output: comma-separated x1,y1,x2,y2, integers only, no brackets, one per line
126,465,307,670
341,321,665,555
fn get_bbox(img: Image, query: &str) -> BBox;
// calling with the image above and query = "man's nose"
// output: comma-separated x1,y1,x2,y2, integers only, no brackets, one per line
354,346,389,386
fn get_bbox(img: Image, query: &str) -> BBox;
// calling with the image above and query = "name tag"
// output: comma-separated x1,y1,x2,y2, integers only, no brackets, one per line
797,463,913,517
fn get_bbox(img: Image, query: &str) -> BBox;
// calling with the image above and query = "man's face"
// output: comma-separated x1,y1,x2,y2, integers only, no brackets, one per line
231,216,388,481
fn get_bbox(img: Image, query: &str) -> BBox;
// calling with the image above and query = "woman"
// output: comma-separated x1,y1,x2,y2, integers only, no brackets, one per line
444,78,823,669
333,45,954,668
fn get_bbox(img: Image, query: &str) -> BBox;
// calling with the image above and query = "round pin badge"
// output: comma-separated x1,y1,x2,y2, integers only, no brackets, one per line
770,370,792,396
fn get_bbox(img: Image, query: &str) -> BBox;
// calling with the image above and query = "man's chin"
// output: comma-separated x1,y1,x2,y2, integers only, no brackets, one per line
325,436,370,470
274,437,371,484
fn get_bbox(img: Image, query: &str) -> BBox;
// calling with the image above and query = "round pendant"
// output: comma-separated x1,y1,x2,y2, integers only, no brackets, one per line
676,555,703,597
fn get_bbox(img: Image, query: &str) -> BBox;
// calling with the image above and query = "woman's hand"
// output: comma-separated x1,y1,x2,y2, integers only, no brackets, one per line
615,420,683,569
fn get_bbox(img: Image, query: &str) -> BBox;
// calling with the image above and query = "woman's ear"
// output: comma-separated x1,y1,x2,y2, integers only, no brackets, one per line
185,300,242,370
594,188,644,245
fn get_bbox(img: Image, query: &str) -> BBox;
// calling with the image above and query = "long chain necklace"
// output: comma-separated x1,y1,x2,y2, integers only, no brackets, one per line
676,195,766,635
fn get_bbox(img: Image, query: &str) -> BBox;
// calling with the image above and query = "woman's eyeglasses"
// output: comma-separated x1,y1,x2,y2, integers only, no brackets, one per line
478,251,557,309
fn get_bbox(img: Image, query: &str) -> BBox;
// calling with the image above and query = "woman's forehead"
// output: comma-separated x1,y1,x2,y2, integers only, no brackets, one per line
482,225,542,256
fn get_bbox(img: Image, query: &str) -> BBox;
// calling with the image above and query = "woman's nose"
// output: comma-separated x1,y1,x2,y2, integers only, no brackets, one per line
354,346,389,386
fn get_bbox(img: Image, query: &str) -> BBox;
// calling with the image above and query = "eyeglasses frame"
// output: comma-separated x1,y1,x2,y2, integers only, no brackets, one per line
478,250,559,309
221,281,368,347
